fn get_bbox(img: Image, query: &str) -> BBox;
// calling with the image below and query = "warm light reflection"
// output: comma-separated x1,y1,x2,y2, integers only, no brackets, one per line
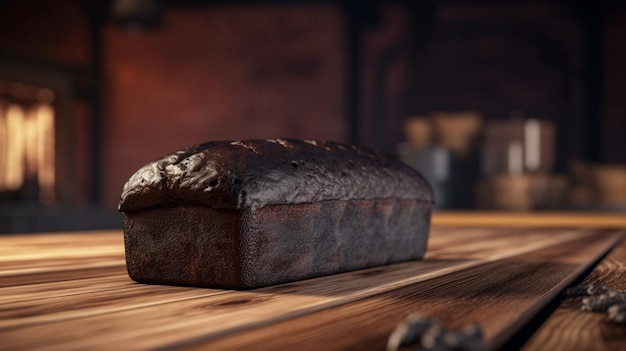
0,105,6,190
0,101,55,203
4,104,25,190
37,104,55,203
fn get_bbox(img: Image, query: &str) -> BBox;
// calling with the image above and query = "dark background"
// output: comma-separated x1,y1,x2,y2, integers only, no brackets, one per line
0,0,624,231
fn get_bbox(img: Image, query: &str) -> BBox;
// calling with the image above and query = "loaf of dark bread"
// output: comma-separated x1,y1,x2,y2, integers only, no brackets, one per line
119,139,434,289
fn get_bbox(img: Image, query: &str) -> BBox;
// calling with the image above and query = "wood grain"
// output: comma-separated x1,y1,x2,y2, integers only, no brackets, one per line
432,211,626,228
172,231,624,351
0,274,132,304
0,228,620,350
0,230,125,279
0,266,128,288
522,236,626,351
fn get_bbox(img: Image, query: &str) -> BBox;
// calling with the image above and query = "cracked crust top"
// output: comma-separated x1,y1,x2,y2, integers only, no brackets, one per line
118,139,433,212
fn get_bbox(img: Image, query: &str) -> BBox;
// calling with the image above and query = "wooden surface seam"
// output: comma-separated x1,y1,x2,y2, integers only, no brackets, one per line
522,231,626,351
179,231,624,351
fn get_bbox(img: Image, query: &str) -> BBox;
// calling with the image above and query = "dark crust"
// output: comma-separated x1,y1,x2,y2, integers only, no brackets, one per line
118,139,433,212
123,199,431,289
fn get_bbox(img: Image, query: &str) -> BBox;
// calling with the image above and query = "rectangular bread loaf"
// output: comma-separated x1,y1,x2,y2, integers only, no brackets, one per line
119,139,434,289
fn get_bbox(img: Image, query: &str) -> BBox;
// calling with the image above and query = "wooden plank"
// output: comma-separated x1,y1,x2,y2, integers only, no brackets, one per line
0,229,610,351
0,228,582,302
0,257,126,276
180,231,623,351
0,266,128,288
0,230,124,287
0,227,569,284
0,230,125,278
0,284,230,329
0,230,122,250
432,211,626,228
426,228,586,260
522,233,626,351
0,274,133,304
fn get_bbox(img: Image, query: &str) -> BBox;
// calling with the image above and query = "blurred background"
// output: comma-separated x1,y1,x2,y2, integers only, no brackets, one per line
0,0,625,233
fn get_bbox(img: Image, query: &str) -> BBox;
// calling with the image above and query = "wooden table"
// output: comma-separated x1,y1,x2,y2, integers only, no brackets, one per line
1,212,626,350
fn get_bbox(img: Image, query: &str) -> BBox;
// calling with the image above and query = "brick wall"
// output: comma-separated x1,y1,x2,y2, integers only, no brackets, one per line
102,4,346,206
0,0,88,65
